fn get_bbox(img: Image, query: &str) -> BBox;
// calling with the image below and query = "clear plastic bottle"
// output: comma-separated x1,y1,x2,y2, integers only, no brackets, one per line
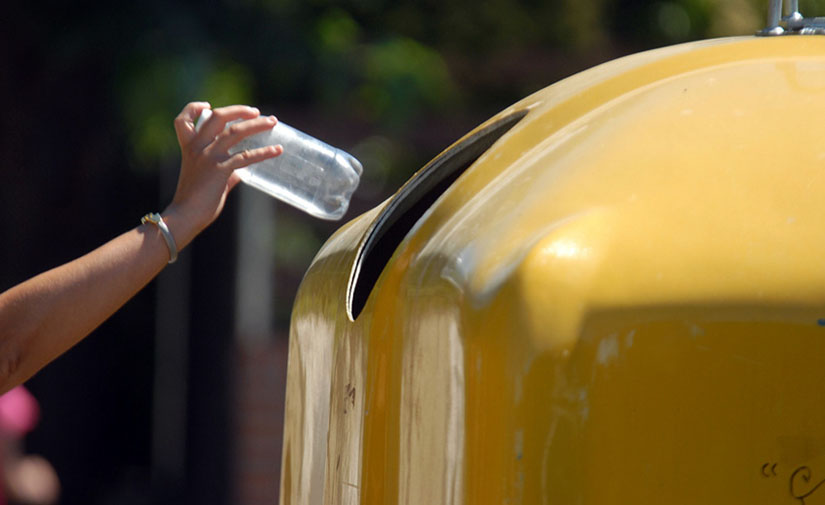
196,109,362,220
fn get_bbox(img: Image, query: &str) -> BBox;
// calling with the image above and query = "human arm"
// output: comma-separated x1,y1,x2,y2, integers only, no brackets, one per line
0,102,282,392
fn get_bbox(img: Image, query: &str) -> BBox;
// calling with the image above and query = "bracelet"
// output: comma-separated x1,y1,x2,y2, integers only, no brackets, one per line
141,212,178,264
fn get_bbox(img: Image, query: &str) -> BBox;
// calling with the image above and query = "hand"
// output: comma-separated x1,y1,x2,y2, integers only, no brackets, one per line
164,102,283,248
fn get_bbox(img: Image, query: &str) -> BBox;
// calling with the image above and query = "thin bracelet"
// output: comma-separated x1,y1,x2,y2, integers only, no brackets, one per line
141,212,178,264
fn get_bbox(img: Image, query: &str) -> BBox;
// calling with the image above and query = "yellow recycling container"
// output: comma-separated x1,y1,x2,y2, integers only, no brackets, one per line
279,30,825,505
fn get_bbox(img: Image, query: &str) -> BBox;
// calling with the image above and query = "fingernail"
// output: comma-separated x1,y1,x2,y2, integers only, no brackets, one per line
268,115,277,122
251,107,260,114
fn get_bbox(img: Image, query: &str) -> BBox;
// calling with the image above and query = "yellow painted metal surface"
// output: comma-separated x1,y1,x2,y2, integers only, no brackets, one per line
280,36,825,505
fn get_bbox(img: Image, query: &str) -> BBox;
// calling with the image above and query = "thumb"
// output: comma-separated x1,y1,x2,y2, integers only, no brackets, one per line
174,102,211,147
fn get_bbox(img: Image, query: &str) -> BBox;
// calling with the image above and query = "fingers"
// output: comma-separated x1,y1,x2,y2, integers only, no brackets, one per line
192,105,261,152
219,144,283,172
174,102,211,147
209,115,278,154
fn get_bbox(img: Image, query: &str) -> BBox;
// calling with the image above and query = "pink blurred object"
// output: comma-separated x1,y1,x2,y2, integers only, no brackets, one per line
0,387,39,437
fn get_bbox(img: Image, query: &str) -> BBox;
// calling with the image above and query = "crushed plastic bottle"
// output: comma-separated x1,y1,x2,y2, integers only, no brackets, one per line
196,109,362,220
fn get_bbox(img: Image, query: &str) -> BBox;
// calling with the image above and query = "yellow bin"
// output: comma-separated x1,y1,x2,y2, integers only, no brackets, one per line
280,34,825,505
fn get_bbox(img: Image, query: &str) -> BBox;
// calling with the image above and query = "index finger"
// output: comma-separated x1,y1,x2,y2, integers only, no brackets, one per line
193,105,261,152
174,102,211,147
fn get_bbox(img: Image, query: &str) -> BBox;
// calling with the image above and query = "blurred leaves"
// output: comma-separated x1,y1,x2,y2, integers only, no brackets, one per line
118,55,253,167
272,215,324,266
107,0,784,328
359,37,458,123
114,0,783,169
315,8,361,54
311,8,458,125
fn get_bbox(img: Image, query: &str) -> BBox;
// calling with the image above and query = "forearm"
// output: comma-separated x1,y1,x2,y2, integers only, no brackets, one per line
0,213,192,392
0,102,279,393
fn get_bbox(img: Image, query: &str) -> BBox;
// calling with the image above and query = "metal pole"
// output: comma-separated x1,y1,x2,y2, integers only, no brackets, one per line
788,0,800,18
768,0,782,26
760,0,785,35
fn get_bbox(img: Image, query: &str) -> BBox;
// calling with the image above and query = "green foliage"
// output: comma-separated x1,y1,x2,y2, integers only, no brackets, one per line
272,214,325,266
114,0,781,169
315,8,361,54
118,54,253,167
106,0,791,328
202,64,255,110
310,8,458,126
358,37,458,124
